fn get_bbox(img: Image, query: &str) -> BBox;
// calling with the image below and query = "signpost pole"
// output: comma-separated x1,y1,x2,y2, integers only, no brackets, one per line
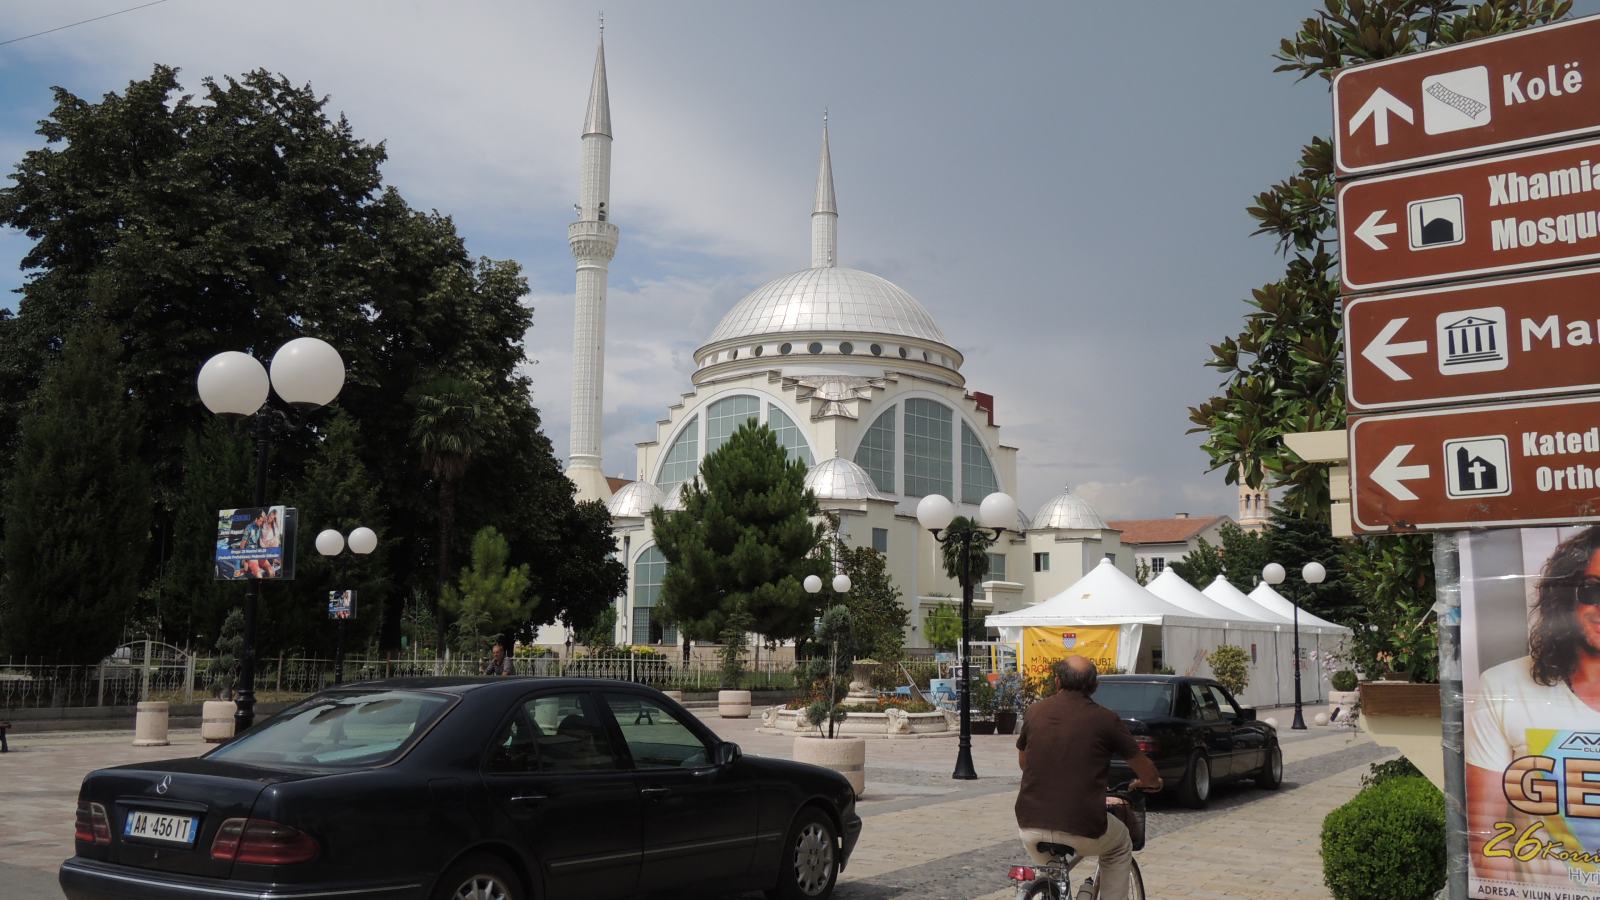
235,432,270,734
1433,533,1469,900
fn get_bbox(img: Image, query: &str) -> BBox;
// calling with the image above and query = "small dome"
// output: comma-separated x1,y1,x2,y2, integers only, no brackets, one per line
607,481,664,519
1032,486,1108,531
703,267,950,347
661,484,687,512
804,456,890,503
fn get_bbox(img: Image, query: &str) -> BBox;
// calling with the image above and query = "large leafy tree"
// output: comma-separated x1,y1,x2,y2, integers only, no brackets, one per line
0,66,609,654
836,542,909,662
0,325,151,662
1187,0,1572,678
650,422,827,648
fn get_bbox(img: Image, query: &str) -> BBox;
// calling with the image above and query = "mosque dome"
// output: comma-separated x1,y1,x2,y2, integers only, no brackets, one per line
706,267,949,347
1032,487,1108,531
606,480,664,519
804,456,891,503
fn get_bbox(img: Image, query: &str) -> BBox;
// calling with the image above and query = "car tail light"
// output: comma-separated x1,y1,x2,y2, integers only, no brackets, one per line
211,818,319,865
74,802,111,844
1008,865,1036,882
1134,735,1158,754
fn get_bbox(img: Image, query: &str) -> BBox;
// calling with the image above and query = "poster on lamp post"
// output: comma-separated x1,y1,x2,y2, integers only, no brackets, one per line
328,590,356,620
213,506,298,581
1461,526,1600,898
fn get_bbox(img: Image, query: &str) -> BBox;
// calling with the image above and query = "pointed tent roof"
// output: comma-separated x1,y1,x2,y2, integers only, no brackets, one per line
813,113,836,215
583,33,612,138
986,559,1212,628
1248,583,1353,635
1146,569,1267,626
1202,576,1291,626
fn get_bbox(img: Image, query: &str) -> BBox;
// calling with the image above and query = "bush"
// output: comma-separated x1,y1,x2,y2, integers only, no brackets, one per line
1331,669,1358,692
1361,756,1424,789
1206,644,1250,696
1321,776,1445,900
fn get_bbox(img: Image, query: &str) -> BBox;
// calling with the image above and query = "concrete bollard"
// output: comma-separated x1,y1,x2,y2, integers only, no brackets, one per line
717,689,752,718
201,700,237,743
133,701,170,747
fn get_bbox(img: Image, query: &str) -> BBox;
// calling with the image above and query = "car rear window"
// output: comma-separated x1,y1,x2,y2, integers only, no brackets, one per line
1096,682,1174,718
207,690,453,768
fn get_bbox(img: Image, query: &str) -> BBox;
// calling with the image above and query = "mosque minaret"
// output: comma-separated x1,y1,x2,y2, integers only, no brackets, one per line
565,26,619,503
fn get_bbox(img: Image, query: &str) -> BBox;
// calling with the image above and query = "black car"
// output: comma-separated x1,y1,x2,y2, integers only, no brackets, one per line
60,678,861,900
1095,675,1282,808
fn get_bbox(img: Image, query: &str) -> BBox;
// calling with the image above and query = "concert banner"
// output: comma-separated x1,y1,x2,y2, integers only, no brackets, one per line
1462,527,1600,897
214,506,297,581
328,590,356,621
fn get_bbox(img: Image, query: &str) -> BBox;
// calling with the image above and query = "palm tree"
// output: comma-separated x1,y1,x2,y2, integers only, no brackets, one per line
409,374,493,652
939,516,993,587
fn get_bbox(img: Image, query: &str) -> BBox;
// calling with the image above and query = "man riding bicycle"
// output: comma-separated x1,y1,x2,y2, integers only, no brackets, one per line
1016,657,1162,899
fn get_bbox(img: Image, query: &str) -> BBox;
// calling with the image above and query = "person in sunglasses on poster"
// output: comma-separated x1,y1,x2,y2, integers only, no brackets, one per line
1467,526,1600,885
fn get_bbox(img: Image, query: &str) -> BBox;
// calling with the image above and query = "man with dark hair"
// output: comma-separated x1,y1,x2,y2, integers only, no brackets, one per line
1467,526,1600,881
1015,657,1161,898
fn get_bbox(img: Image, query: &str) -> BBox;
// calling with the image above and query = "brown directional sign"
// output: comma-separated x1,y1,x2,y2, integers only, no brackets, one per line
1339,137,1600,292
1345,265,1600,412
1333,15,1600,177
1350,396,1600,533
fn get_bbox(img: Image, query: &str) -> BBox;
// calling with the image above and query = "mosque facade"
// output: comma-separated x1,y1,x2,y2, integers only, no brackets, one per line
555,35,1140,651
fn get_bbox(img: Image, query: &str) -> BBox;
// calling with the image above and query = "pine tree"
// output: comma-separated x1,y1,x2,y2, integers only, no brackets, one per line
155,418,252,648
650,421,826,647
0,325,152,663
440,526,532,656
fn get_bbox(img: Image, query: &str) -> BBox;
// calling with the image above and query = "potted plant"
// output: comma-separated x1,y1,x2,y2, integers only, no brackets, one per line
966,675,997,735
1329,668,1360,724
792,605,866,796
991,672,1024,735
202,609,243,742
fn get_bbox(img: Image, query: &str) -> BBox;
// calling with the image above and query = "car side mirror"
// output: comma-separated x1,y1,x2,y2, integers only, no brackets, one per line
715,741,742,767
1238,707,1257,722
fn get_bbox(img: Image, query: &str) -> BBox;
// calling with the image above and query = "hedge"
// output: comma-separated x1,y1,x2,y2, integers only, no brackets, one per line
1321,775,1445,900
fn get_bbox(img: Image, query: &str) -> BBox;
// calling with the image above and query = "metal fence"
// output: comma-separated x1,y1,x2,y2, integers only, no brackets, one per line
0,651,804,711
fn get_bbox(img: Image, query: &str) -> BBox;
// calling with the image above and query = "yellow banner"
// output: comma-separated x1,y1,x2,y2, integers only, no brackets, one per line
1020,625,1120,673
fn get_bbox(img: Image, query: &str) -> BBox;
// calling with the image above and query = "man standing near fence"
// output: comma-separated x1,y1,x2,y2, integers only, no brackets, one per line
483,643,512,676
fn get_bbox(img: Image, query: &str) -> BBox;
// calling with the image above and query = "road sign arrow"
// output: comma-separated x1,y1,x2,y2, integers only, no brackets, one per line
1361,318,1429,382
1354,209,1398,251
1348,87,1414,147
1371,443,1429,502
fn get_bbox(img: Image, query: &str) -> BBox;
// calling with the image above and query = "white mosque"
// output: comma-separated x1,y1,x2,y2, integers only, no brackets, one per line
554,33,1146,651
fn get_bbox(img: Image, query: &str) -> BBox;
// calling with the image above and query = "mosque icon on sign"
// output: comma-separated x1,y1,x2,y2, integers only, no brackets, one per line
1408,195,1465,250
1443,436,1511,500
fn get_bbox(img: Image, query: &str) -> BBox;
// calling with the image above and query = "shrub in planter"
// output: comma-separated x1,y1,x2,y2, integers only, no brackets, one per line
1206,645,1250,697
1361,756,1425,789
1331,669,1359,692
1320,775,1445,900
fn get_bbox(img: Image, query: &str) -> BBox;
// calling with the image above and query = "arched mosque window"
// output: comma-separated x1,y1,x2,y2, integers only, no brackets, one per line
854,407,897,494
657,415,699,500
767,406,813,467
632,546,676,645
706,395,760,455
961,422,1000,504
903,399,953,499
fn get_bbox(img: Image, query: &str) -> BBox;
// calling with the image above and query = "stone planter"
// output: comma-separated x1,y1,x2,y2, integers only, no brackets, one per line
1359,681,1443,789
202,699,237,743
793,735,866,797
1327,690,1360,725
970,719,997,735
133,701,169,747
718,690,752,718
763,706,950,736
995,710,1018,735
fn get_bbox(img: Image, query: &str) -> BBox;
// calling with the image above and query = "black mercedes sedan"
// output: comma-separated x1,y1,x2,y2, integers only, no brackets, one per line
1096,674,1282,809
60,678,861,900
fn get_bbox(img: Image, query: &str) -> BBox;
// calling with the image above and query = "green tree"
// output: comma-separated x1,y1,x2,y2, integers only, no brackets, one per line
440,526,532,656
1170,537,1226,590
0,324,152,663
527,498,627,640
650,421,826,647
576,605,619,652
206,607,245,699
1206,644,1251,696
924,602,962,654
804,605,854,738
836,542,909,662
1266,508,1359,627
153,418,252,647
939,517,993,585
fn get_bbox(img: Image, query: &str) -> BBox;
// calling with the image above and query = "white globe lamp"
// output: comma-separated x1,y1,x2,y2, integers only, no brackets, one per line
1261,562,1287,586
315,529,345,557
197,352,269,416
803,574,823,594
347,527,378,556
978,492,1017,531
915,494,956,532
1303,561,1327,585
832,573,851,594
269,337,346,410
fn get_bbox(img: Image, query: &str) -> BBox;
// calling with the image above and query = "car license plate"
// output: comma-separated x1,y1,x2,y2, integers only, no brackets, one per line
123,810,198,846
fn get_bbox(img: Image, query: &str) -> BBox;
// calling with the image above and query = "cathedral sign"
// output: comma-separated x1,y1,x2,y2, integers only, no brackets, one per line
1333,15,1600,177
1344,265,1600,412
1338,136,1600,292
1349,396,1600,532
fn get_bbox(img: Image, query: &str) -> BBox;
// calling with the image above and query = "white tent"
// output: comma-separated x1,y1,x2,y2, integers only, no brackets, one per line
1249,583,1355,703
1145,570,1283,709
1201,576,1301,707
987,560,1231,677
1202,576,1292,625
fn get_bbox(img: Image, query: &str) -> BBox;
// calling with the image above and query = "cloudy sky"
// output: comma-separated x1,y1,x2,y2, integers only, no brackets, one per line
8,2,1587,520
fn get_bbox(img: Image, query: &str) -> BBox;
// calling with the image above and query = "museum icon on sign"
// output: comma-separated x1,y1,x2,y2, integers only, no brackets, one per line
1443,436,1512,499
1436,306,1508,374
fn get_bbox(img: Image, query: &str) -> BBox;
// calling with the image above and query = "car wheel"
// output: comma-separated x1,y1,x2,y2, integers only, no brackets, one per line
433,852,524,900
1177,752,1211,809
768,807,838,900
1255,742,1283,790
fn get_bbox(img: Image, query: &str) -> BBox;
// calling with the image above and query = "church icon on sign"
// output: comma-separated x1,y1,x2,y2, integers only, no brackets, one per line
1443,436,1511,499
1435,306,1508,374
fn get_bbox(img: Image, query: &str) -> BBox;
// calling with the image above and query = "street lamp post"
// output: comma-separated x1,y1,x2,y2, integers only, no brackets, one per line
916,491,1017,781
315,526,377,684
1261,560,1326,731
198,338,345,732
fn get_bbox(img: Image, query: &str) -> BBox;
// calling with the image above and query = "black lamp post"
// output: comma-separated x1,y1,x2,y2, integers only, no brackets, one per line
1261,560,1326,731
916,490,1017,781
315,526,377,684
198,338,346,732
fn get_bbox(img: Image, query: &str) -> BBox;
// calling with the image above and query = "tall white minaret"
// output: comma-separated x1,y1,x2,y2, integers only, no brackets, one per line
566,24,619,503
811,112,837,269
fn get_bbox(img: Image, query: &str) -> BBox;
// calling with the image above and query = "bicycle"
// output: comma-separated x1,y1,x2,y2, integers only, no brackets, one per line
1006,782,1149,900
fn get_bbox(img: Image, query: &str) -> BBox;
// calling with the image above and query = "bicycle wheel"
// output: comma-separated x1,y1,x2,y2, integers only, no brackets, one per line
1092,858,1144,900
1023,877,1062,900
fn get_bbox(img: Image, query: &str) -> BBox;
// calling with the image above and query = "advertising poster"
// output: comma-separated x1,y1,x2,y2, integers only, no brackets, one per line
1462,526,1600,897
328,590,356,621
214,506,297,581
1020,625,1120,675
